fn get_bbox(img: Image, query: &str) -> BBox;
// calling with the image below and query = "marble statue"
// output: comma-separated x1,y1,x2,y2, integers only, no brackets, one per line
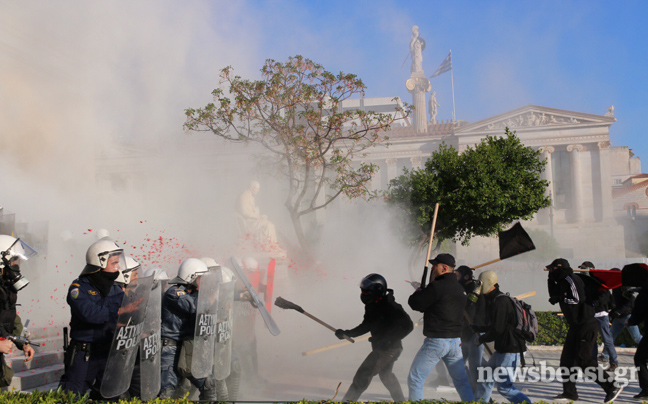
410,26,424,74
606,105,615,117
428,91,439,124
236,180,286,257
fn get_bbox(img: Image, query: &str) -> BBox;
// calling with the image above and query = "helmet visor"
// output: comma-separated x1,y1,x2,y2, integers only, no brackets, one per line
102,249,126,273
9,238,38,261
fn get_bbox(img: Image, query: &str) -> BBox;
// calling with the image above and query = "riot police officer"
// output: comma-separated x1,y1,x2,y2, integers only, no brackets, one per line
0,235,36,387
60,239,126,396
159,258,217,399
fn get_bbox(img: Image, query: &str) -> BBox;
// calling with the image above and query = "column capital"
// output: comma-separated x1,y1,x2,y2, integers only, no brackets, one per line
385,158,398,166
410,156,423,165
539,146,555,154
567,144,585,152
598,141,611,150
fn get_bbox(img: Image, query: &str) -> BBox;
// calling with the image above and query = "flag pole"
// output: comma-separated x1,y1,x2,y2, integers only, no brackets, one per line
450,49,456,123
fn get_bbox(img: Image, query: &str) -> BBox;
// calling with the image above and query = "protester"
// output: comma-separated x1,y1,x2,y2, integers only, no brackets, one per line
626,264,648,399
473,270,530,404
457,265,486,393
610,282,643,346
580,261,618,371
547,258,622,403
335,273,413,401
407,253,475,402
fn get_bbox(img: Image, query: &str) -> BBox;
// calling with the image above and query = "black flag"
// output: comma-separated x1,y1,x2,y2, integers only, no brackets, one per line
498,222,535,260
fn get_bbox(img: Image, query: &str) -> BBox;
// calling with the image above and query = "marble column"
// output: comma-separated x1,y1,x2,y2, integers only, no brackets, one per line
386,158,398,184
371,161,382,191
410,156,423,171
539,146,555,225
567,144,585,223
598,141,614,221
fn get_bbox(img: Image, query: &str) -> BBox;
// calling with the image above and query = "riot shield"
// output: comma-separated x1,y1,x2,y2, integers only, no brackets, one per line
191,272,221,379
212,268,235,380
100,275,154,398
230,257,281,336
139,277,163,401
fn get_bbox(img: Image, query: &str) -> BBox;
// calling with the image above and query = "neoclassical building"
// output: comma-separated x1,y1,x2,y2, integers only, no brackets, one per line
354,103,637,260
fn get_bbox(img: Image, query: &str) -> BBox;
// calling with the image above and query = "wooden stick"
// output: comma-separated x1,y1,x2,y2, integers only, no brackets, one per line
473,258,501,270
303,291,536,356
421,203,440,288
515,291,536,300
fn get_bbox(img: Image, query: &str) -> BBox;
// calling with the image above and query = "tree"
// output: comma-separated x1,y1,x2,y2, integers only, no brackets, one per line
387,129,551,248
184,56,409,249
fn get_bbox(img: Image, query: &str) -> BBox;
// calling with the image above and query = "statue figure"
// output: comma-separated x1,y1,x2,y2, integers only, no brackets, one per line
236,180,286,258
428,92,440,124
409,26,425,74
605,105,615,117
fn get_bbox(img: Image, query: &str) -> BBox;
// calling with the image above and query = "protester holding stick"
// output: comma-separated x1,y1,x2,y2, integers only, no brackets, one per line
407,254,475,402
456,265,486,393
547,258,622,403
334,274,413,402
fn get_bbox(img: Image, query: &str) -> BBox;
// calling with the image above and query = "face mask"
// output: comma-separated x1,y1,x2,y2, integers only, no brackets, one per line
361,293,374,305
3,264,29,292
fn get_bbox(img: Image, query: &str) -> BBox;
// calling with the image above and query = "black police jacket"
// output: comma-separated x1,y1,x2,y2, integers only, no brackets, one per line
161,284,198,341
344,289,413,351
67,276,123,344
409,273,466,338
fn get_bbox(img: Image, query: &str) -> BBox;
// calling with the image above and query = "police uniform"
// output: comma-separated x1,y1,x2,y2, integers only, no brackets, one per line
160,283,205,396
60,276,123,394
0,281,24,387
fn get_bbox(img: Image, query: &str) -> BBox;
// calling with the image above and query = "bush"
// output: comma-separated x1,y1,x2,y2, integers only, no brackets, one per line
533,311,641,347
0,389,194,404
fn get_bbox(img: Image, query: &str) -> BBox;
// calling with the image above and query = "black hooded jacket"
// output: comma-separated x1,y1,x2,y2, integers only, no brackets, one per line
479,286,526,353
409,273,466,338
548,266,594,327
344,289,413,351
628,283,648,333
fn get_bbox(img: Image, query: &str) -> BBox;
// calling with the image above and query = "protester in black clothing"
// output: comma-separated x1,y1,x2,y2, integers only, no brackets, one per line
456,265,486,393
473,270,530,403
626,265,648,399
547,258,622,403
610,285,643,345
335,273,413,402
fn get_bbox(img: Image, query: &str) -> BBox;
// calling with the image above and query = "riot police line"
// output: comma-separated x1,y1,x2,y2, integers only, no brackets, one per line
46,237,274,401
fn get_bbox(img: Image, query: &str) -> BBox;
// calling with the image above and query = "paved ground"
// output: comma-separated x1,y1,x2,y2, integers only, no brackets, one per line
244,347,641,403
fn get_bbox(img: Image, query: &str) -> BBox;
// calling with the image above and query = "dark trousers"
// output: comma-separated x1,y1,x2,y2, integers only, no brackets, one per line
635,335,648,391
60,345,109,396
342,347,405,402
560,320,616,397
160,345,206,396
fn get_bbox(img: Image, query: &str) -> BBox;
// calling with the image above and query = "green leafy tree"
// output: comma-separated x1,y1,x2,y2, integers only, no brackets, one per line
185,55,409,249
387,128,551,248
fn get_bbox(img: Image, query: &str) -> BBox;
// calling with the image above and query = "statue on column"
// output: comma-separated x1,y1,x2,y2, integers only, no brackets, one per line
236,180,287,258
409,26,425,74
429,91,440,124
605,105,615,117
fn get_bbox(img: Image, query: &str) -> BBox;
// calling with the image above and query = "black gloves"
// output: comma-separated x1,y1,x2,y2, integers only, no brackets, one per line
335,329,348,340
549,296,559,305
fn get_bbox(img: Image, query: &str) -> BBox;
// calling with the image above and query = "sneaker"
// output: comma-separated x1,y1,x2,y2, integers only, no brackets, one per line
598,354,610,363
634,390,648,400
604,385,623,403
552,393,579,401
608,362,618,372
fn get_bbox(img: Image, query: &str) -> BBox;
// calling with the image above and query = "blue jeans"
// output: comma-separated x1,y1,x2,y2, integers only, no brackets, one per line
611,315,642,344
408,337,475,402
592,315,618,364
476,352,530,404
461,333,484,393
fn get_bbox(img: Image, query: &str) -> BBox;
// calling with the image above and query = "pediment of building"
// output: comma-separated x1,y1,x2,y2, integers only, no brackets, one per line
455,105,616,135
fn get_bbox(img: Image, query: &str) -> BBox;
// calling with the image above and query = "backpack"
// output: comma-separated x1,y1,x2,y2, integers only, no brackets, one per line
496,294,538,343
